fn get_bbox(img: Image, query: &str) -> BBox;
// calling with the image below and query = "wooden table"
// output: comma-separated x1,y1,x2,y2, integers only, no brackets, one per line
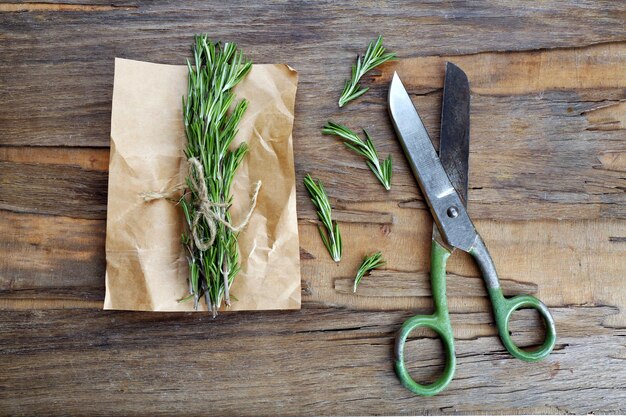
1,2,625,415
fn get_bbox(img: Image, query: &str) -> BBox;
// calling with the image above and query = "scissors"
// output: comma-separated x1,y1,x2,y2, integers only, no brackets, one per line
388,63,557,396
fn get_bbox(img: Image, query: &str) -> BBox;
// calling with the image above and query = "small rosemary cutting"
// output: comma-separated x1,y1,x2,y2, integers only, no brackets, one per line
338,35,396,107
303,174,342,262
353,252,385,292
322,121,393,190
179,35,253,316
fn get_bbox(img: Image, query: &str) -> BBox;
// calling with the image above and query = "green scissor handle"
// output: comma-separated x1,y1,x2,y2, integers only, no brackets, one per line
395,238,557,396
486,288,557,361
470,235,556,362
394,240,456,396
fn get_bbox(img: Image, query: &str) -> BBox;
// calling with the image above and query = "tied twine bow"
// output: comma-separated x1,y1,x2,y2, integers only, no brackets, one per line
141,157,261,251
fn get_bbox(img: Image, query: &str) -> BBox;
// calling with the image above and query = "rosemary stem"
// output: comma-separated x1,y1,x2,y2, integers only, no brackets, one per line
223,255,231,306
322,122,393,191
304,175,342,262
338,35,396,107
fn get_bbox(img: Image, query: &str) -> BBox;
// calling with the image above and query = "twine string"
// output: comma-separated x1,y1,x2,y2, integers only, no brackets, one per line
140,156,261,252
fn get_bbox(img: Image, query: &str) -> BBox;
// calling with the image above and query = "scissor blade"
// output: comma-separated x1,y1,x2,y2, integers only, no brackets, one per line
440,62,470,207
388,72,477,252
432,62,471,247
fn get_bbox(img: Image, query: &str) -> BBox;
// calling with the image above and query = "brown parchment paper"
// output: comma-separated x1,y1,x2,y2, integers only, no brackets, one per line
104,58,301,311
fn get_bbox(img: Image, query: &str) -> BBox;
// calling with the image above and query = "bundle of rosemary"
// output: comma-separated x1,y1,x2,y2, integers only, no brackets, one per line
179,35,254,316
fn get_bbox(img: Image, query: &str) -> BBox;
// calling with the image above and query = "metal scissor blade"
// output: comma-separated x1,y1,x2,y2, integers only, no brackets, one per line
433,63,471,248
388,72,477,252
440,62,470,207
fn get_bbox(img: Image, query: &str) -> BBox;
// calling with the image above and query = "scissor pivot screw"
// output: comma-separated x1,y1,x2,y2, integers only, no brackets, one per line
447,206,459,218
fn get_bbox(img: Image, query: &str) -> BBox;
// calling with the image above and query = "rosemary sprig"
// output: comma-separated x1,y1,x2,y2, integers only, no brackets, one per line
322,121,393,190
353,252,385,292
303,174,342,262
179,35,252,316
338,35,396,107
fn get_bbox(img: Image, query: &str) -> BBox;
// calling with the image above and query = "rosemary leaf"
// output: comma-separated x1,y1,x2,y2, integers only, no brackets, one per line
353,252,386,292
322,121,393,190
180,35,252,316
303,174,342,262
338,35,396,107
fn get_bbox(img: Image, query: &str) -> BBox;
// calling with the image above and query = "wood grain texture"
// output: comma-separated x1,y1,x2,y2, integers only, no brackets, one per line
0,306,624,416
0,1,625,415
0,211,105,301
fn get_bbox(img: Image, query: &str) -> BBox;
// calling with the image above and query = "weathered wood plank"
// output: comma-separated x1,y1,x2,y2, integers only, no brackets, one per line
3,207,624,329
0,146,109,171
1,1,625,147
384,43,626,95
0,211,105,300
0,306,623,416
299,209,626,327
0,160,108,219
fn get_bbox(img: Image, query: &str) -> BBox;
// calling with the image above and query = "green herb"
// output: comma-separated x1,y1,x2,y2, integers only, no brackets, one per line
179,35,252,316
353,252,385,292
338,35,396,107
322,121,392,190
303,174,342,262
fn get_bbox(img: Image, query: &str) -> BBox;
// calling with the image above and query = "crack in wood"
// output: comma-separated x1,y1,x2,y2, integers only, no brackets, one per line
334,270,538,297
583,101,626,131
299,208,395,225
294,324,378,334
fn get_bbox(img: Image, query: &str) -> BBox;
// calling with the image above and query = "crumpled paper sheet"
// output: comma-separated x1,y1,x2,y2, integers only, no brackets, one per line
104,58,301,311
